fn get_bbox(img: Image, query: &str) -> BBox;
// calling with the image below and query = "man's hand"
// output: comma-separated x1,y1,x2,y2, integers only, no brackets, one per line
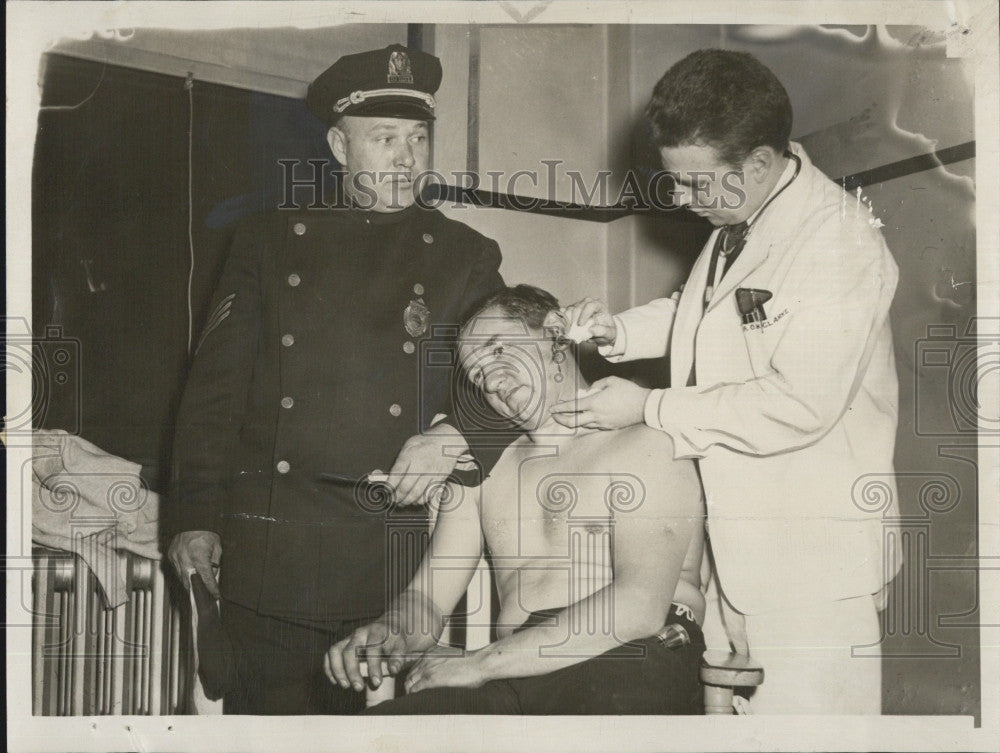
387,421,468,506
324,619,411,692
168,530,222,599
549,377,650,430
560,297,617,347
403,646,487,695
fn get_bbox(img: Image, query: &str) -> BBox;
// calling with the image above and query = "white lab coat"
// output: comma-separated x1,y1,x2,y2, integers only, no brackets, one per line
604,143,901,615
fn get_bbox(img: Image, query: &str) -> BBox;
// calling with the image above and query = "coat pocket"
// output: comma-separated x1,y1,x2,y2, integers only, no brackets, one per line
739,305,791,378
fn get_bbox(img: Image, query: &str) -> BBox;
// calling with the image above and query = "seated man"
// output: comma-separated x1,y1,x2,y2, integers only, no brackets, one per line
325,285,706,714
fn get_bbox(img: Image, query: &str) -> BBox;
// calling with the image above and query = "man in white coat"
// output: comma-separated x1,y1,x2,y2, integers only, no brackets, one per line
553,49,901,714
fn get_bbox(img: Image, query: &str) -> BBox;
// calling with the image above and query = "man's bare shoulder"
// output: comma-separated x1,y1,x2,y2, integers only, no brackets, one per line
601,426,701,509
487,428,696,484
604,424,685,462
481,433,536,483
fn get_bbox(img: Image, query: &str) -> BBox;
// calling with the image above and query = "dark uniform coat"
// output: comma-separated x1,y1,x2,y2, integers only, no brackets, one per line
170,203,503,622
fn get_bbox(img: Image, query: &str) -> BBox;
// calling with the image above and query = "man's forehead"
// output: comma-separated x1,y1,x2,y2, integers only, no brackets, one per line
460,312,534,339
458,314,536,359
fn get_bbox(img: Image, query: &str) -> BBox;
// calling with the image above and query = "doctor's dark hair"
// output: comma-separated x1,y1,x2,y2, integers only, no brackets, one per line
463,284,561,332
645,49,793,167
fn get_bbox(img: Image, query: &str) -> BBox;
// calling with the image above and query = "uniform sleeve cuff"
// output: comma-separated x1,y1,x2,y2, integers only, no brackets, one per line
169,506,223,539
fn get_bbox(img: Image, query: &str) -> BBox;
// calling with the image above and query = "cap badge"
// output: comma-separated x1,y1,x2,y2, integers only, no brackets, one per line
388,50,414,84
404,298,430,337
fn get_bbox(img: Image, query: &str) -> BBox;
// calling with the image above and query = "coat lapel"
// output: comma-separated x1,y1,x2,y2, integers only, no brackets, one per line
705,236,772,314
670,237,715,386
705,143,812,313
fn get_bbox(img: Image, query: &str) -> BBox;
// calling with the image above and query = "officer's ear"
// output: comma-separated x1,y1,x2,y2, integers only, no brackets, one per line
327,123,349,166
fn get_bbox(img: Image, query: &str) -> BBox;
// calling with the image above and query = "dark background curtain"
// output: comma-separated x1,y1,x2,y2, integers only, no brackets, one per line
32,53,333,492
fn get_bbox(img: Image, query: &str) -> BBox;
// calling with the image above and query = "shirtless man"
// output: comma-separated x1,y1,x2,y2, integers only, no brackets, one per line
325,285,705,714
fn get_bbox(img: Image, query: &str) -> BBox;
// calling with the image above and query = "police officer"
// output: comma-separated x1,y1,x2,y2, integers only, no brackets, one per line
167,44,504,714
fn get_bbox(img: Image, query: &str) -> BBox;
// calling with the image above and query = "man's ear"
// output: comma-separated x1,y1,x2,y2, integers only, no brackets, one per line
327,125,348,166
541,310,569,345
746,146,778,184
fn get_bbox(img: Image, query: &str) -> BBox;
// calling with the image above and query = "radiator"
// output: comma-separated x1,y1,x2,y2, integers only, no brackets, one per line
32,546,194,715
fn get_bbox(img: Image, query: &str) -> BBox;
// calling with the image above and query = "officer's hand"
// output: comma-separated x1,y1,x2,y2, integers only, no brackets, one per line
560,297,617,346
168,531,222,599
324,620,409,691
387,422,468,506
549,377,649,430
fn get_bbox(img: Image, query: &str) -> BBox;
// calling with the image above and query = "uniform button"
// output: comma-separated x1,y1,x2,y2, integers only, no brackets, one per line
422,233,433,244
287,273,301,287
293,222,306,236
413,283,424,296
403,341,415,354
276,460,290,474
281,396,294,409
281,334,295,347
389,403,402,417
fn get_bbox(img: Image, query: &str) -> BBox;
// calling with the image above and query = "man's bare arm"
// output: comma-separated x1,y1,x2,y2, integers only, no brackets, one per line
391,484,486,639
325,482,484,689
405,444,702,691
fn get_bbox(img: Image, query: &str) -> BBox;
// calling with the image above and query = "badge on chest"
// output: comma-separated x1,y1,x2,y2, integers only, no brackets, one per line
403,298,430,337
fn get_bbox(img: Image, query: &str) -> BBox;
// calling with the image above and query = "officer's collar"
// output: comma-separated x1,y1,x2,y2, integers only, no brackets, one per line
334,199,422,226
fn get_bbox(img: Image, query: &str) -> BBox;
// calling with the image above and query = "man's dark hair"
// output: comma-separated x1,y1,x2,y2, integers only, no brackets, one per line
645,49,793,166
465,284,560,331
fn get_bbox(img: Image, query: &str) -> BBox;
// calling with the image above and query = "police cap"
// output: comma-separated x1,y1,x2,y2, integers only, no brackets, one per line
307,44,442,124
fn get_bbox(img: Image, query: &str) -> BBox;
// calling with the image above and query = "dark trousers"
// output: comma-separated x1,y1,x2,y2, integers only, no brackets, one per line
220,599,368,715
364,605,705,715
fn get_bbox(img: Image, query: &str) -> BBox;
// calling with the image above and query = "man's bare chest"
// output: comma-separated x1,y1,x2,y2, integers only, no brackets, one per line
480,443,643,563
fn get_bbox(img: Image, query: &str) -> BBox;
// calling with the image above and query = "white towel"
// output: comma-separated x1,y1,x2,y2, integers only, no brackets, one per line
565,318,595,344
32,429,160,607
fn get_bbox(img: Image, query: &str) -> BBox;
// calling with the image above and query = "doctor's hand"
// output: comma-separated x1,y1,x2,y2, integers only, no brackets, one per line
549,377,649,430
387,421,468,506
325,619,411,692
560,297,617,347
168,530,221,599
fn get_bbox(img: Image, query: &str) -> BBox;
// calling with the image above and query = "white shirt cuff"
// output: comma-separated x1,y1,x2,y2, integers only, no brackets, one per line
596,315,627,361
644,388,666,431
643,388,701,459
